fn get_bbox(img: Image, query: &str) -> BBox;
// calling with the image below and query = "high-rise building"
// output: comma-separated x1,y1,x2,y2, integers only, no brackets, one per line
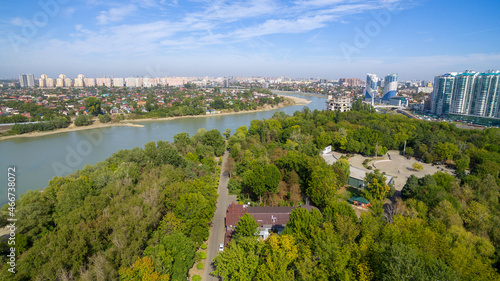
74,74,86,87
113,78,124,87
56,74,66,87
450,71,476,115
96,78,112,87
339,78,361,87
382,74,398,101
143,78,155,87
125,77,136,87
365,74,379,103
86,78,96,87
471,71,500,117
39,74,49,88
46,78,54,88
19,74,35,88
431,70,500,118
64,78,72,87
431,73,456,116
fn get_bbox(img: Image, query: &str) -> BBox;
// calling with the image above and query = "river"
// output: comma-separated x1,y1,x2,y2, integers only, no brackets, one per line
0,93,326,202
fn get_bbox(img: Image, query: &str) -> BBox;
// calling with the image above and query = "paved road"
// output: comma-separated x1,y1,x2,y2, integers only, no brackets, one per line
202,150,237,281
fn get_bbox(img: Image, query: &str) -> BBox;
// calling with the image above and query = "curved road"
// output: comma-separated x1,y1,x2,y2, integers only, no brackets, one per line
202,150,237,281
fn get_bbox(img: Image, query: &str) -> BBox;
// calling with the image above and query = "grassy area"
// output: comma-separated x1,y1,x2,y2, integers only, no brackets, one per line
338,185,363,200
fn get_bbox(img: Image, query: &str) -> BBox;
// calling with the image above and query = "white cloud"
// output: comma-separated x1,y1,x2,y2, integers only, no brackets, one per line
96,5,137,25
10,17,25,26
64,7,77,18
233,15,333,38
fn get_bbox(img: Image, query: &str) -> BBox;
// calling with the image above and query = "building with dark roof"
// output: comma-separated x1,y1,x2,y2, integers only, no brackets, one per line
224,202,318,245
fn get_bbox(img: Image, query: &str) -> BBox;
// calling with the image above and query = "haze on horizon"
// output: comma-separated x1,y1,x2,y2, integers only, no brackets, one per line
1,0,500,81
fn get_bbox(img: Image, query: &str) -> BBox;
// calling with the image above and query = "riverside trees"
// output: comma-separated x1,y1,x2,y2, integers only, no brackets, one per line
0,130,224,280
214,108,500,280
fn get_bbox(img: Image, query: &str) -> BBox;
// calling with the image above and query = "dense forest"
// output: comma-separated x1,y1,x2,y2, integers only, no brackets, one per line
2,104,500,280
214,106,500,280
0,128,226,280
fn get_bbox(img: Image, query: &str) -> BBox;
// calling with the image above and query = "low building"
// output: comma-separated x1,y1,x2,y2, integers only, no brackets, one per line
326,95,351,112
225,202,317,245
388,96,409,107
348,197,371,208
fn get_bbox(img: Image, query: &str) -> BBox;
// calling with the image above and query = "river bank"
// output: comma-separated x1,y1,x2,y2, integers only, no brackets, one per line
0,96,310,141
0,122,144,141
126,95,310,123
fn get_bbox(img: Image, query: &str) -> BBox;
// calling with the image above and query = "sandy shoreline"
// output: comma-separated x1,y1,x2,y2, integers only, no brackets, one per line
0,122,144,141
0,96,311,141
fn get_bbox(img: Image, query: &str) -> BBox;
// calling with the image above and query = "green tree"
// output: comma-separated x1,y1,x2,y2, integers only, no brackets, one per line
412,162,423,171
233,213,259,239
310,223,354,280
173,132,192,155
223,128,231,140
243,164,281,202
332,158,350,185
282,207,322,241
455,154,470,172
84,97,102,116
462,201,491,235
74,114,93,126
200,129,225,156
212,237,263,281
254,234,298,281
119,256,169,281
364,169,389,201
144,233,195,280
434,142,459,162
174,193,213,245
429,200,462,229
97,113,111,123
307,163,339,208
373,243,456,281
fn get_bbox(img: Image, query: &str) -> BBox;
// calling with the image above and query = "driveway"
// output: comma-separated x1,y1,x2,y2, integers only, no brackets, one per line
202,150,237,281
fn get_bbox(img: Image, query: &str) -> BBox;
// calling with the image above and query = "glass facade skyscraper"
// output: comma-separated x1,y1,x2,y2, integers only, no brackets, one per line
431,73,456,116
19,73,35,88
382,74,398,101
431,70,500,118
365,73,379,102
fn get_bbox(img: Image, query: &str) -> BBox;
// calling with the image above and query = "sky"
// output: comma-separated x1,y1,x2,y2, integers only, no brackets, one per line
1,0,500,80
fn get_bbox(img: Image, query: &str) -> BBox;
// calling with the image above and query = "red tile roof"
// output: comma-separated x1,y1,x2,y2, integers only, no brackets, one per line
226,203,318,229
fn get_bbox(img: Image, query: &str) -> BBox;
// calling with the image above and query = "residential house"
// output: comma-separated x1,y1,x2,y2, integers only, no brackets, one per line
225,202,318,245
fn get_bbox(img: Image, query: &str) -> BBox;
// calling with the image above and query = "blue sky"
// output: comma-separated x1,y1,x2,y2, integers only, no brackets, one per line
1,0,499,80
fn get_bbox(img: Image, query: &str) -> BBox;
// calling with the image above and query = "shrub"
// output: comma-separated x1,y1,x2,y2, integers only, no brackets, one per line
74,115,93,126
200,244,207,250
196,251,207,260
192,275,201,281
196,262,203,270
98,114,111,123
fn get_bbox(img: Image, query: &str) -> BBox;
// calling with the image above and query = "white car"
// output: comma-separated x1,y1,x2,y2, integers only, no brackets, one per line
219,243,224,252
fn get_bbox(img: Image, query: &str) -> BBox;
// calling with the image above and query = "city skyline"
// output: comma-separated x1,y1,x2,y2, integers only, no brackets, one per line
431,70,500,118
1,0,500,80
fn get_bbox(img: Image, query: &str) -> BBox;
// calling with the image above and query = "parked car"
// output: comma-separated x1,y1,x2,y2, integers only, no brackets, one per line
219,243,224,252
